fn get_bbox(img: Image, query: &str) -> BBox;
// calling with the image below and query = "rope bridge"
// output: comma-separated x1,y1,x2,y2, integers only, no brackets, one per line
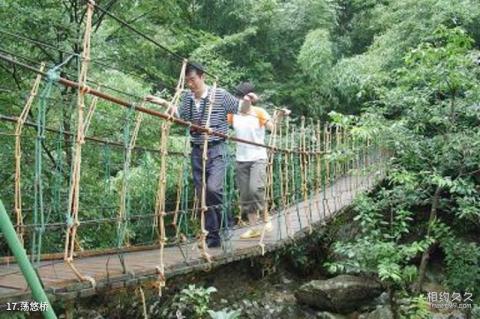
0,0,386,304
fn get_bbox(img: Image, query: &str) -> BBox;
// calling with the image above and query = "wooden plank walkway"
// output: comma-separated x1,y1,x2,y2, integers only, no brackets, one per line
0,172,378,303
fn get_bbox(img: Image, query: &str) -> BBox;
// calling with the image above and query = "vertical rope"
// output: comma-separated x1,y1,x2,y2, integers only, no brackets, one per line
299,117,312,233
276,121,286,237
315,120,324,222
346,128,354,201
117,105,144,272
290,127,304,231
14,63,45,244
336,125,343,208
258,110,279,255
49,122,64,226
155,60,187,296
33,72,57,264
64,0,95,285
307,119,317,222
81,94,99,143
197,80,218,263
220,140,234,253
138,286,148,319
173,126,191,243
354,135,360,195
324,124,332,216
283,119,292,237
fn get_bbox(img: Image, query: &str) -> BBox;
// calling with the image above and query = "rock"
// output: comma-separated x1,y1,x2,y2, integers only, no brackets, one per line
359,305,393,319
295,275,383,313
282,276,293,285
316,311,348,319
431,309,467,319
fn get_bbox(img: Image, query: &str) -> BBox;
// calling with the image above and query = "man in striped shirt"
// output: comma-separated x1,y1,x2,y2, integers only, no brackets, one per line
176,63,256,248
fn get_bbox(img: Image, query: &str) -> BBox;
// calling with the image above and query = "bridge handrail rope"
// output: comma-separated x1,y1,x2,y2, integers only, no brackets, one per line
0,52,333,155
0,46,145,102
0,114,186,156
14,63,45,246
0,28,170,92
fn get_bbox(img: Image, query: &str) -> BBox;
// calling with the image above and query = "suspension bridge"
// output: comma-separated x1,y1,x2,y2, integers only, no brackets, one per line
0,1,387,317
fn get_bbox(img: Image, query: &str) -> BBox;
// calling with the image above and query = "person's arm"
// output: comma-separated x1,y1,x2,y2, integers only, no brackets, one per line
146,93,189,119
265,108,291,131
222,90,259,114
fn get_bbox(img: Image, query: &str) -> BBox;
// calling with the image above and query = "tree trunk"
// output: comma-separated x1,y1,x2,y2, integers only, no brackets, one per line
415,186,441,292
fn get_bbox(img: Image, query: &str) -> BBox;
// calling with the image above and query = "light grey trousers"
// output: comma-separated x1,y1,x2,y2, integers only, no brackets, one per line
236,159,267,217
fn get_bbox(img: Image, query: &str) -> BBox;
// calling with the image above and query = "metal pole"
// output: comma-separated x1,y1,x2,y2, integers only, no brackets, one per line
0,199,57,319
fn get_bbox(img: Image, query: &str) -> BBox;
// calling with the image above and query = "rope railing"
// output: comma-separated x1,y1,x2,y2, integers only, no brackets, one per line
0,52,335,155
0,28,174,91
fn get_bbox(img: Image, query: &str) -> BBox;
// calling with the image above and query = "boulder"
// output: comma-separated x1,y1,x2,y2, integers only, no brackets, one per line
359,305,393,319
316,311,348,319
295,275,383,313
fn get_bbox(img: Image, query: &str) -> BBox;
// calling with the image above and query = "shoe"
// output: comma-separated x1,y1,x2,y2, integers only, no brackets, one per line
197,238,221,249
207,239,221,248
240,229,262,239
264,221,273,232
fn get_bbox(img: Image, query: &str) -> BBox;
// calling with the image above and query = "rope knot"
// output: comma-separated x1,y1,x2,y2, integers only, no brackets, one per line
46,69,60,83
66,215,74,227
80,85,91,94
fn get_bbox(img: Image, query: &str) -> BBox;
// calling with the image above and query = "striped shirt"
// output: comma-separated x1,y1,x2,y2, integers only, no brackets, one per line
178,87,239,144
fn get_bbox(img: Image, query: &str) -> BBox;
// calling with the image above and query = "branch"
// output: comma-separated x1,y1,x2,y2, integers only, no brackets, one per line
93,0,119,33
414,186,442,293
33,43,56,63
0,64,22,90
105,11,152,41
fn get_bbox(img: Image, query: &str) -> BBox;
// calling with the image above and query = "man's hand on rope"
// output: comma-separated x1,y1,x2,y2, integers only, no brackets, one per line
146,95,177,116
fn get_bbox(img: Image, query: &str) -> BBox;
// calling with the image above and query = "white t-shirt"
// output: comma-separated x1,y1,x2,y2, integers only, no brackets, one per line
228,107,271,162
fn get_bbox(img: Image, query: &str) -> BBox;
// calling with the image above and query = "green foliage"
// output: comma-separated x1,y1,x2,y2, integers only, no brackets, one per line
397,294,431,319
208,308,242,319
326,23,479,318
161,285,217,319
441,238,480,296
280,229,328,275
0,312,27,319
298,29,334,85
325,194,431,286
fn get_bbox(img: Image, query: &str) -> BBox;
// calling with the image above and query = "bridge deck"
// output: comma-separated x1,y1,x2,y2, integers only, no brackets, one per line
0,174,374,303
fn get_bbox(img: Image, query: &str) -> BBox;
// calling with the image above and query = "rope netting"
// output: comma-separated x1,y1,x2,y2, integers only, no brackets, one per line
0,0,388,295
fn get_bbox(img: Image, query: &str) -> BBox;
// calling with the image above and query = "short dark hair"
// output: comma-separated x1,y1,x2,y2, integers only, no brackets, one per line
234,82,255,97
185,62,205,76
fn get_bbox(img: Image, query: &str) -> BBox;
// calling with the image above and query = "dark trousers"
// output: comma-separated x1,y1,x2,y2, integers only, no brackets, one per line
191,142,229,242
